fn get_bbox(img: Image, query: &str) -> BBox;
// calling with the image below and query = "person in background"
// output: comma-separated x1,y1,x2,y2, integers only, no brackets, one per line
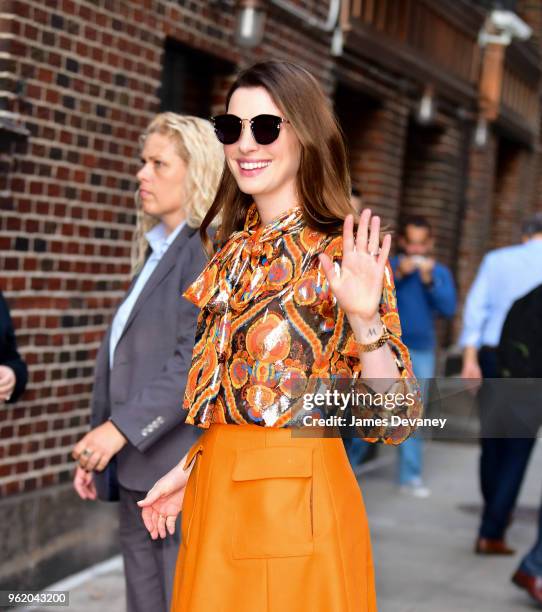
0,290,28,404
390,215,456,496
460,212,542,555
72,113,223,612
493,279,542,602
512,285,542,604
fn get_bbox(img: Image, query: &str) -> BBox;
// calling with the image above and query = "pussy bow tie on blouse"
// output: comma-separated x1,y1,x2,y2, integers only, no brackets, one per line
184,202,307,313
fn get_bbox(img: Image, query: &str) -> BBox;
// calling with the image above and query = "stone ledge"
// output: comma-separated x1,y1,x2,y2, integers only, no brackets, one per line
0,483,119,592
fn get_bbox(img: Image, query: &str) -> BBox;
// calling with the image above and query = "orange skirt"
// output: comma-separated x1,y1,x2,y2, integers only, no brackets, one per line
171,424,377,612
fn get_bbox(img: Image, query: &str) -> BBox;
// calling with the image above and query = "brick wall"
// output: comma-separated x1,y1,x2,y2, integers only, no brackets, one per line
335,86,410,225
490,139,537,249
400,118,465,269
0,0,336,499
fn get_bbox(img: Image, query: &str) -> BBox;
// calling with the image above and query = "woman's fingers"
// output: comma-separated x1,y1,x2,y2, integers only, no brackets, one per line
76,451,92,470
150,509,160,539
355,208,371,252
342,213,355,254
137,487,163,508
83,451,102,472
73,474,86,499
80,480,97,500
367,214,380,256
73,467,96,500
378,234,392,269
141,507,155,533
86,480,97,500
166,515,177,535
71,440,85,461
0,382,13,394
95,454,110,473
157,514,167,539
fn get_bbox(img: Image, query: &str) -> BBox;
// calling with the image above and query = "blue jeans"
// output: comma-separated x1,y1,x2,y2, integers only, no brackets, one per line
519,490,542,576
343,348,435,481
397,348,435,485
343,436,369,466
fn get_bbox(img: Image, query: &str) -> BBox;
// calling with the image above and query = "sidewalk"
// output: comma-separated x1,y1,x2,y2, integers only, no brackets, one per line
360,440,542,612
30,440,542,612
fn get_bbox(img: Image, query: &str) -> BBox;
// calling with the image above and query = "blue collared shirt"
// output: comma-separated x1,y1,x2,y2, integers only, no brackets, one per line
109,219,186,368
459,238,542,348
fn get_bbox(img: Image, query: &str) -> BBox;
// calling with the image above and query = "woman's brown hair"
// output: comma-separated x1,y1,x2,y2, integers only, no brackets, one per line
199,60,357,257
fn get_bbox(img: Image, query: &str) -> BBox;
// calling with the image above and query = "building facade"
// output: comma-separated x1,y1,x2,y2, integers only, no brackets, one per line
0,0,541,589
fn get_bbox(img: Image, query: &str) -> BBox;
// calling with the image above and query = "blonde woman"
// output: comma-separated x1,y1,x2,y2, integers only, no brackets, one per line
72,114,223,612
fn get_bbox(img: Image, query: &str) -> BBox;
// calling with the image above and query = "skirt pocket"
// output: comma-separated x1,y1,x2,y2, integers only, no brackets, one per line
231,446,314,559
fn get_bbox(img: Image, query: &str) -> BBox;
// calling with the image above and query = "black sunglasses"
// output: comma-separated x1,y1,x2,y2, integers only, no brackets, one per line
211,113,289,145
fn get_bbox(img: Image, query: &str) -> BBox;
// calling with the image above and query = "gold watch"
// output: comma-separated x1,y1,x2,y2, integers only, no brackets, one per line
354,325,390,353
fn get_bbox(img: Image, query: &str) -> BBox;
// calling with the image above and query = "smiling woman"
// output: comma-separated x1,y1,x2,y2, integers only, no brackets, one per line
137,61,422,612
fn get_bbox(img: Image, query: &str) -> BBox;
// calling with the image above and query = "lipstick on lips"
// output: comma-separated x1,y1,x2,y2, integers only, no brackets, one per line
237,159,272,178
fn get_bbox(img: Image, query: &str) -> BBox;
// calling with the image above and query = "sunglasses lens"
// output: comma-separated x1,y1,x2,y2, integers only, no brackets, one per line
212,114,241,144
252,114,282,145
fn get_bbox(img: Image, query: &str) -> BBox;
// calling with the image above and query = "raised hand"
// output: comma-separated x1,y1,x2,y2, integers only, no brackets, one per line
318,208,391,324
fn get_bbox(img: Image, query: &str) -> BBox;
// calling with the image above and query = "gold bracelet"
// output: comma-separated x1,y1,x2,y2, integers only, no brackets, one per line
354,326,390,353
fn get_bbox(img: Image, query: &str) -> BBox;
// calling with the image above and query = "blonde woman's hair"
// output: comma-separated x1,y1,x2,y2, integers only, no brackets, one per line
131,113,224,275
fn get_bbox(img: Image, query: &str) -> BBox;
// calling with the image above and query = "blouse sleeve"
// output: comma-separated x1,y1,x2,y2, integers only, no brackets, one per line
319,239,423,445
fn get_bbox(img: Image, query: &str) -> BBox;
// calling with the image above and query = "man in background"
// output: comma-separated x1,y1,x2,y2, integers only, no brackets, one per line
391,215,456,497
460,212,542,555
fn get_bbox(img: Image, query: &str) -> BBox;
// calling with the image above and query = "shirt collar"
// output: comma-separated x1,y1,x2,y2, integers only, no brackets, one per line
145,219,187,257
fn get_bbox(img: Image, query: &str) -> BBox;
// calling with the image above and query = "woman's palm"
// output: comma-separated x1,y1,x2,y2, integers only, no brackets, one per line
144,486,185,520
319,209,390,321
138,466,190,538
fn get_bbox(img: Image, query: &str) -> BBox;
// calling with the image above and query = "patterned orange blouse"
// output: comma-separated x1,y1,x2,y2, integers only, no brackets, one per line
181,203,422,444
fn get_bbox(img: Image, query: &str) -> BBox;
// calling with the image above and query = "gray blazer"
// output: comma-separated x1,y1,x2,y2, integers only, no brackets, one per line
90,223,206,494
